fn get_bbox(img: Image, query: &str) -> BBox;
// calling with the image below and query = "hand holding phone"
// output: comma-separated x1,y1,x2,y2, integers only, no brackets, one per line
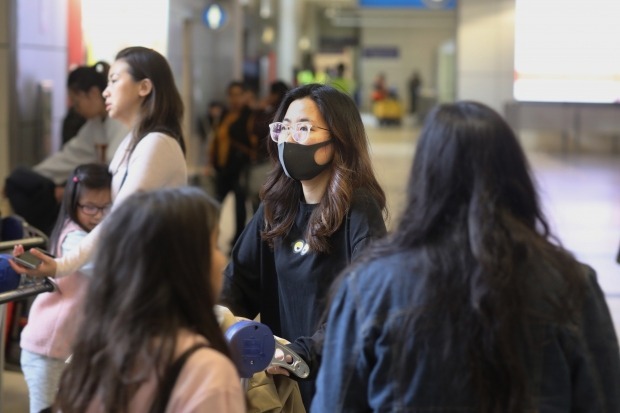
13,248,55,270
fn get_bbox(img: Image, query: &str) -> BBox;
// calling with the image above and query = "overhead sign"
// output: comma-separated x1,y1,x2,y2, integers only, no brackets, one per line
359,0,456,9
363,47,400,58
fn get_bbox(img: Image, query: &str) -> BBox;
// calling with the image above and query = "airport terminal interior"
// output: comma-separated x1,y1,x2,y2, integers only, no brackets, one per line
1,0,620,410
2,114,620,411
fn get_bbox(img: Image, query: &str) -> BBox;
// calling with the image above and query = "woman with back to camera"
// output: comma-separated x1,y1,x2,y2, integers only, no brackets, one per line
53,187,244,412
312,101,620,412
220,83,387,409
11,46,187,278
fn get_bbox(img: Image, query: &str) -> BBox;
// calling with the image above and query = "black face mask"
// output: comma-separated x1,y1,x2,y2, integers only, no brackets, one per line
277,141,333,181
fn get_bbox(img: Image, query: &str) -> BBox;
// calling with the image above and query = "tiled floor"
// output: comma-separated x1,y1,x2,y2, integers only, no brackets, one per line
2,114,619,411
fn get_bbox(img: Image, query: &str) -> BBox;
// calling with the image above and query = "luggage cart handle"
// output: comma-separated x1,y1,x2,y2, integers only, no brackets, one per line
0,236,48,251
0,278,55,305
271,341,310,379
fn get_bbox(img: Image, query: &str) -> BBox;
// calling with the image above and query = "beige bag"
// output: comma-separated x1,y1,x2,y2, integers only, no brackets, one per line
215,306,306,413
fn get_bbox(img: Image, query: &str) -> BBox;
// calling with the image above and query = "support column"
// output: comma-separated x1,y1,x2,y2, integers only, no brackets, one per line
182,19,195,168
0,0,12,185
277,0,299,84
231,0,243,79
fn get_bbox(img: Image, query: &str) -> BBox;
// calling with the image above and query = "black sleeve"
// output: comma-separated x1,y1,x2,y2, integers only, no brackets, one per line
219,206,266,320
349,190,387,260
573,266,620,412
287,324,325,381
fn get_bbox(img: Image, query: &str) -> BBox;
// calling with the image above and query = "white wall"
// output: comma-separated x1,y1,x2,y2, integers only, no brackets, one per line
13,0,68,166
359,8,456,111
457,0,620,153
456,0,515,113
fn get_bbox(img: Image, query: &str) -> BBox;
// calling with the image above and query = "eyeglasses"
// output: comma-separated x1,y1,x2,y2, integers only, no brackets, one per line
268,122,329,144
78,203,112,216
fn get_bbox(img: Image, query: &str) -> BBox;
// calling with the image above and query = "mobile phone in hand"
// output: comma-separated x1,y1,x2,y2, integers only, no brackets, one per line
13,248,55,269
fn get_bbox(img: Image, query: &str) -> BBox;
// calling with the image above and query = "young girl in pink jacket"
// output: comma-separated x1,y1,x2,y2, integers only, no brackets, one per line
20,163,112,413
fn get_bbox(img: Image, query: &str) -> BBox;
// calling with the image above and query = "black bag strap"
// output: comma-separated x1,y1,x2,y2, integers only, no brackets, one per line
148,343,210,413
119,167,128,190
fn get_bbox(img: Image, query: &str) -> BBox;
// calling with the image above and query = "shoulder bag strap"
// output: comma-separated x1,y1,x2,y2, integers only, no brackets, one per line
148,343,210,413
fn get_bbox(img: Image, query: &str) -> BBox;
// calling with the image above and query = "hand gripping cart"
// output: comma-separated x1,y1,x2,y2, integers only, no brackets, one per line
0,214,55,306
224,320,310,388
0,215,54,306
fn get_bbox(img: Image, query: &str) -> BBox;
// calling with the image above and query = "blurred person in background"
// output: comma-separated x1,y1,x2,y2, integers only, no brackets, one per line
208,81,256,248
248,80,290,212
4,62,127,234
328,63,355,98
408,70,422,114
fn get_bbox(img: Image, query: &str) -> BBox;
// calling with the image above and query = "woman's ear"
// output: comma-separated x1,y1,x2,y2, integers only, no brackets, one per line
138,78,153,97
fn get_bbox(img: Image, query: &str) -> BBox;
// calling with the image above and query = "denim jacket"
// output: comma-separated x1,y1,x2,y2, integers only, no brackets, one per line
311,252,620,412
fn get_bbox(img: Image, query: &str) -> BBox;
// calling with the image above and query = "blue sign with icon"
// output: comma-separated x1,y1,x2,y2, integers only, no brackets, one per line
203,3,228,29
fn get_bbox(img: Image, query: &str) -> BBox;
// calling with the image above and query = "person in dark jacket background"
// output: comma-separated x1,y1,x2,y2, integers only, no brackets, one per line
247,80,290,212
208,81,256,247
312,101,620,413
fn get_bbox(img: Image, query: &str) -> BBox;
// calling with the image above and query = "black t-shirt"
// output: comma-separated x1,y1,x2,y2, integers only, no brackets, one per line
220,188,386,406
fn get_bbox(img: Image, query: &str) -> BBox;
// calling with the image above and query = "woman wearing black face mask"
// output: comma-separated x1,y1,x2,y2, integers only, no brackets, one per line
220,84,387,409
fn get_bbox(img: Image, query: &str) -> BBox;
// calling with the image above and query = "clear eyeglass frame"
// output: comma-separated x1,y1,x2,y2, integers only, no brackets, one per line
78,203,112,216
268,122,329,144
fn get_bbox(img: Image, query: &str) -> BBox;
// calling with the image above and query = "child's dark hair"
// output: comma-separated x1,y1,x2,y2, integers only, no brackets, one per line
50,164,112,252
67,61,109,94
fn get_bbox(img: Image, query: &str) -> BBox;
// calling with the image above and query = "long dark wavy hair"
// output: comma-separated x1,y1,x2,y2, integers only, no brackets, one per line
115,46,186,156
261,84,386,252
355,101,585,412
54,187,229,413
49,163,112,252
